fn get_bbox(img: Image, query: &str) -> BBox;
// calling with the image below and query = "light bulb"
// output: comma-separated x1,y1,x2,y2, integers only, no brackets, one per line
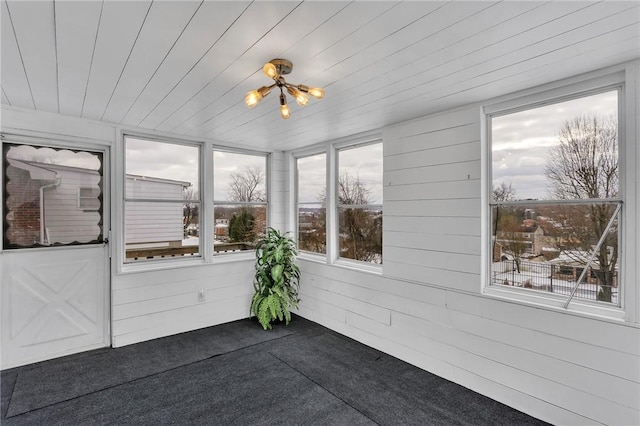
279,93,290,119
263,62,278,79
307,86,325,99
295,92,309,107
287,86,308,107
280,104,290,119
244,90,262,108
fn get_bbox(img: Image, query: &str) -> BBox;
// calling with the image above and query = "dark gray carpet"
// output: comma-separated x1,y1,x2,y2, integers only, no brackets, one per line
1,316,549,425
6,319,292,417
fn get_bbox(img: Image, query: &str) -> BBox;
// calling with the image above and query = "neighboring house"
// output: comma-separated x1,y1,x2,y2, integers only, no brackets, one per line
6,159,102,246
496,221,545,256
549,249,619,287
6,159,191,248
214,218,229,239
125,174,191,247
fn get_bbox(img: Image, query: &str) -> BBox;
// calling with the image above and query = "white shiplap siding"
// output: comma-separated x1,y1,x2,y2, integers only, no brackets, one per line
43,168,102,243
295,102,640,425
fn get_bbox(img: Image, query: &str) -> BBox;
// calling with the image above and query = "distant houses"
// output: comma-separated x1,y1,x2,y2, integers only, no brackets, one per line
493,210,618,290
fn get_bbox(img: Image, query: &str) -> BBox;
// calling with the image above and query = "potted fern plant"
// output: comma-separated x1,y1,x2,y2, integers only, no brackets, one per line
250,227,300,330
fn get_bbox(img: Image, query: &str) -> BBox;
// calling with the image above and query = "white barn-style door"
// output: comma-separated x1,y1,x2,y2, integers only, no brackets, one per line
1,140,110,369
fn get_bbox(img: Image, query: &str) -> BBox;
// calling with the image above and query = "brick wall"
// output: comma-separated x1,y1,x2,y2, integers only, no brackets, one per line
5,166,41,246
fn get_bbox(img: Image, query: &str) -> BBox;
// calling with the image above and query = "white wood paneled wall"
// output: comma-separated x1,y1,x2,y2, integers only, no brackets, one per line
269,151,288,234
295,102,640,425
111,260,254,347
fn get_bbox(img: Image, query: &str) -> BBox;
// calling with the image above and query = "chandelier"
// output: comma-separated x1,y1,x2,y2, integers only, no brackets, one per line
244,58,325,120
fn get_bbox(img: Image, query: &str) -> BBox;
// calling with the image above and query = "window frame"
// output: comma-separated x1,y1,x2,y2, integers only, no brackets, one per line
78,187,101,211
2,140,106,249
294,151,328,259
291,132,383,273
481,70,634,321
335,140,383,268
122,134,203,265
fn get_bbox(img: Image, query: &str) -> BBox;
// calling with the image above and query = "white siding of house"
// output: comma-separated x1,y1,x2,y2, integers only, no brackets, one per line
125,177,185,244
44,168,101,244
293,66,640,424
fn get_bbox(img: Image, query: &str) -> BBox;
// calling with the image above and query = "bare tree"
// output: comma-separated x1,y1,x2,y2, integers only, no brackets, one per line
228,166,265,202
223,166,266,245
337,172,381,263
545,114,618,301
493,182,516,202
492,182,516,263
312,172,381,262
183,187,199,237
498,214,528,273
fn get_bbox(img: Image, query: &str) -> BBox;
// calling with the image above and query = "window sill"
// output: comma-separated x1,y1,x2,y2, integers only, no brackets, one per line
483,284,627,322
118,251,255,274
119,256,206,274
213,251,255,263
297,252,327,264
333,258,383,275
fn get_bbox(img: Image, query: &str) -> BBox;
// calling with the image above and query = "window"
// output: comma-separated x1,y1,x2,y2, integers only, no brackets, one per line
213,150,267,254
488,89,621,307
337,142,383,264
296,153,326,255
124,136,200,262
3,143,104,248
78,187,101,210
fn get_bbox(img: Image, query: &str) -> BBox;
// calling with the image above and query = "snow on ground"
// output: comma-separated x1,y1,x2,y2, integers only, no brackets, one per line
491,261,618,304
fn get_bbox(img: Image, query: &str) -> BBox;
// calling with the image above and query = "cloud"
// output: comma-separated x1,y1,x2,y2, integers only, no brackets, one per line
491,90,617,200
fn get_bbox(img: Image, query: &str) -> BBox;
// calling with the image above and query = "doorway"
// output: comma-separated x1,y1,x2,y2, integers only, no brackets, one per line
1,140,110,369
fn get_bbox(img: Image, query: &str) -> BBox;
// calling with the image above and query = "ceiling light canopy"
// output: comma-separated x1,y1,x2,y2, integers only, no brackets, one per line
244,58,324,120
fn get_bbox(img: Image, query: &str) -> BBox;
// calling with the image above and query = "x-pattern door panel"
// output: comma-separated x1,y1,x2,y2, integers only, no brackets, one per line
1,141,110,369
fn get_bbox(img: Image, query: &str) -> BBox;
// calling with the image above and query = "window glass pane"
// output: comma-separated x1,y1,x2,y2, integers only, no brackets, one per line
298,153,325,203
4,144,103,248
338,207,382,264
126,137,198,200
338,143,383,205
297,153,326,254
491,91,618,201
337,142,383,263
213,151,266,202
124,137,200,262
125,202,200,261
212,150,267,254
214,204,266,253
491,202,619,304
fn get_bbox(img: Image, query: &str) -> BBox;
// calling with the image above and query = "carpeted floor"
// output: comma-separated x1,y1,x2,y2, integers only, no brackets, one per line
1,316,548,425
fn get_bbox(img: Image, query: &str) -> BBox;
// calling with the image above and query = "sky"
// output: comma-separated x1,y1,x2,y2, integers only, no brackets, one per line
9,136,381,204
297,142,383,205
125,137,266,199
126,137,199,190
491,90,618,200
7,144,101,170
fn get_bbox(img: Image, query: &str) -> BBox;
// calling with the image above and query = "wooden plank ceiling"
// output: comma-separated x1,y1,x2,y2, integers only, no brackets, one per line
1,1,639,151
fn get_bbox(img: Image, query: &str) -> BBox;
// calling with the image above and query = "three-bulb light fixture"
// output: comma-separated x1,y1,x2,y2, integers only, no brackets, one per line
244,58,325,119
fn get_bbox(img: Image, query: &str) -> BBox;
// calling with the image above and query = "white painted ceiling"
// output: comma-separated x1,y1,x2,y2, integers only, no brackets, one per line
1,1,639,152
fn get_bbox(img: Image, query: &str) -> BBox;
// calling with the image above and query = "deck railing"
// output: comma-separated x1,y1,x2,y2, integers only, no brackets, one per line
126,242,255,260
491,259,618,303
